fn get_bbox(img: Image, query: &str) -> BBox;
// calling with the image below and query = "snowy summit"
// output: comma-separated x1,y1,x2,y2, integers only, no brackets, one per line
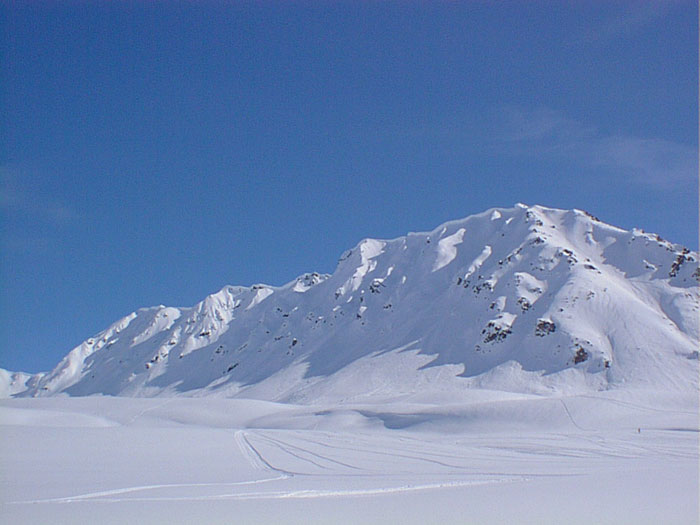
4,204,698,400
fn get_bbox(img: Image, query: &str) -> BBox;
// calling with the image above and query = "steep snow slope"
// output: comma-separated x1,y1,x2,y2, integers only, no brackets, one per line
8,204,699,399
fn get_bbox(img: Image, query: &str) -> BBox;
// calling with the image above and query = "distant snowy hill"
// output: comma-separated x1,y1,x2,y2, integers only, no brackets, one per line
5,204,699,399
0,369,42,398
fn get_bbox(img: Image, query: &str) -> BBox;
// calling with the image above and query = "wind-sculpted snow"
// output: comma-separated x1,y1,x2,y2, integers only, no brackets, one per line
432,227,465,271
6,204,699,399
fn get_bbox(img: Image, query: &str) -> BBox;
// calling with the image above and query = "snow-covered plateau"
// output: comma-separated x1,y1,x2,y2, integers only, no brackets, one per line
1,204,698,523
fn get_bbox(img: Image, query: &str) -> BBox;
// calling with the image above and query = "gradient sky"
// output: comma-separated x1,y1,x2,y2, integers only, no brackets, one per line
1,1,697,373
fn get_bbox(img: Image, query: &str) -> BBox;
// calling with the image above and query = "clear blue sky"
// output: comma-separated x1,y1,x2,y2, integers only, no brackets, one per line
1,1,697,373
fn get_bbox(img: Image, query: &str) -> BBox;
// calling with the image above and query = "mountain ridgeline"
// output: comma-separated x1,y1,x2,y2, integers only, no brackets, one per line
4,205,699,400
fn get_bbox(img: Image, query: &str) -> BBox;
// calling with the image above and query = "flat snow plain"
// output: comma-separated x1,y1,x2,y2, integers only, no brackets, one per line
1,390,698,524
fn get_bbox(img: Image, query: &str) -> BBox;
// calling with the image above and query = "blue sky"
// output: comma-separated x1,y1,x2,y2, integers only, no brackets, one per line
1,1,697,373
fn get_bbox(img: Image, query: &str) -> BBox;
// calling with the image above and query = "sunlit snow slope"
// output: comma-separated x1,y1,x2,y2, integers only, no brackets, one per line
6,204,698,399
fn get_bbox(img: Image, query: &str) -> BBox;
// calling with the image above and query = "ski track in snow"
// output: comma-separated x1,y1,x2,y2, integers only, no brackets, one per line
253,433,355,472
124,398,176,425
10,478,531,504
9,477,289,505
234,430,296,477
559,398,589,431
577,394,698,416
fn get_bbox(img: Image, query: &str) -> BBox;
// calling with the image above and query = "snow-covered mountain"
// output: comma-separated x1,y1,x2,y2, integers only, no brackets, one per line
5,204,699,400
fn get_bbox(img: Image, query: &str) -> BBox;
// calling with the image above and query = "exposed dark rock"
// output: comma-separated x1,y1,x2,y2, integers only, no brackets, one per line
482,322,511,343
517,297,531,312
369,279,385,294
535,319,556,336
573,346,589,364
473,281,494,295
669,249,693,278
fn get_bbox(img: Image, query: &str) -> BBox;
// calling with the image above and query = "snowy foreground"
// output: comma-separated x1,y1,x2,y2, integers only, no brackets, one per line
2,390,697,524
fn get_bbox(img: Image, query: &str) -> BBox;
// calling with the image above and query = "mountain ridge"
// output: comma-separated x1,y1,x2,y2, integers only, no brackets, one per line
4,204,698,400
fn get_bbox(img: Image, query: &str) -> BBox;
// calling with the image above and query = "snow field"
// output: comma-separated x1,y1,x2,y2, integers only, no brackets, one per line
1,392,697,524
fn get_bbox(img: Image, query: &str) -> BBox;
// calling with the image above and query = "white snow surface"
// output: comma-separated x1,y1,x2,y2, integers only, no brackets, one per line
1,204,698,523
432,227,466,271
1,392,697,523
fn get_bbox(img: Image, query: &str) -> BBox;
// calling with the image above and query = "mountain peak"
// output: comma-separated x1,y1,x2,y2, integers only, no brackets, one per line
5,205,698,400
